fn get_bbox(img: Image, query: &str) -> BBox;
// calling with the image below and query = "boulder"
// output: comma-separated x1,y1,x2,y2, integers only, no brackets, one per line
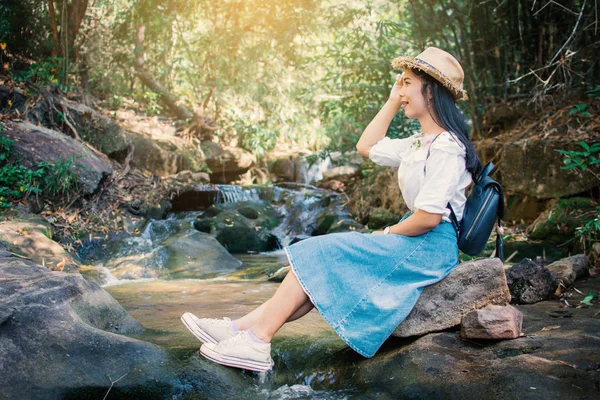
0,217,76,271
2,121,113,195
201,141,256,183
62,101,206,176
163,231,243,278
505,258,558,304
460,304,524,339
393,258,511,337
270,155,306,183
546,254,590,288
322,165,359,180
0,244,175,398
474,135,599,199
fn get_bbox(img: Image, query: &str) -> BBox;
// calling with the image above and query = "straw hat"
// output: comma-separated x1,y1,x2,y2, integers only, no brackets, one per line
391,47,468,101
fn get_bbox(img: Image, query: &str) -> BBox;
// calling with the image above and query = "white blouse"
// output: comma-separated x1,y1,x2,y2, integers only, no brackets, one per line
368,131,472,223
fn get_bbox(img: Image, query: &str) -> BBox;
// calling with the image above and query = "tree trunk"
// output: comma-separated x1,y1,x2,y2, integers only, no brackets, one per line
133,24,217,139
47,0,60,57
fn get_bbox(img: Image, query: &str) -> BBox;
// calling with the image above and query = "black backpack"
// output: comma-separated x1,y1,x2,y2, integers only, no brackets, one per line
424,133,505,261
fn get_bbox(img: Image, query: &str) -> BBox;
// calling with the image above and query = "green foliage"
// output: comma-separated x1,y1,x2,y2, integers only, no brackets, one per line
586,85,600,99
555,142,600,172
569,104,592,117
575,207,600,245
555,142,600,252
11,57,74,91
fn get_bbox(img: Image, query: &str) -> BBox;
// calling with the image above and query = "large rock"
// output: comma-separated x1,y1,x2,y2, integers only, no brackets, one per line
0,217,75,271
201,141,256,183
63,101,206,176
393,258,511,337
0,244,176,398
546,254,590,287
460,304,524,339
474,135,599,199
2,120,113,195
505,258,558,304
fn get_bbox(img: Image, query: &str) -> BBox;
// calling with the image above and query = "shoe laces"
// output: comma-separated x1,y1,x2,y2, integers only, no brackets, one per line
216,330,246,350
200,316,231,326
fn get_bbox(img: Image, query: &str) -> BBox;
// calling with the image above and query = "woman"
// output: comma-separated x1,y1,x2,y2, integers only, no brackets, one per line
181,46,482,372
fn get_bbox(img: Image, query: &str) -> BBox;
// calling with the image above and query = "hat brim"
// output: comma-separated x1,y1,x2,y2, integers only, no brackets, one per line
391,56,469,101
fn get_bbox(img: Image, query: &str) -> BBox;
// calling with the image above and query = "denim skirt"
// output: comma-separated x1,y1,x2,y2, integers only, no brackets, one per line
283,211,460,358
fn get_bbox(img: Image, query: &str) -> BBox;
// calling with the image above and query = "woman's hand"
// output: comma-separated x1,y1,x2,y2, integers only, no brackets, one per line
388,73,404,106
370,230,386,235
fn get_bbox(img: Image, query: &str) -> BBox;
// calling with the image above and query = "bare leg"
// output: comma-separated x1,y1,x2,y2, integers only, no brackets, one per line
245,269,309,342
234,295,314,330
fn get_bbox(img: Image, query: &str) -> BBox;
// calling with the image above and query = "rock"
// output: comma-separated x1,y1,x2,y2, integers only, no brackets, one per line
2,121,113,195
269,155,307,183
201,141,256,183
63,101,206,176
546,254,590,287
526,198,597,246
393,258,511,337
0,249,175,398
474,135,599,198
326,218,364,233
0,217,75,270
460,304,524,339
322,165,358,180
162,231,243,278
505,258,558,304
368,207,401,229
269,266,291,282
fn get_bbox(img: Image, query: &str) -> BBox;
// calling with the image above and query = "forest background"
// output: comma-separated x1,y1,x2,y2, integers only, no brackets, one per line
0,0,598,250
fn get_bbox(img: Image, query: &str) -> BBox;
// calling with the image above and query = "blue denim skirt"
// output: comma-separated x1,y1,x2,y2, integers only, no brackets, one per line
283,211,460,358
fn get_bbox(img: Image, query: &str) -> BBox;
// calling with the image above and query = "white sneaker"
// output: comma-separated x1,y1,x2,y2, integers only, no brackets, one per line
200,330,274,372
180,312,237,344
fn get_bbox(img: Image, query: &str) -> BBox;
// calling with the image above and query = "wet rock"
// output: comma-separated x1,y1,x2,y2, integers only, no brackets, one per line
460,304,524,339
322,165,358,180
0,249,176,399
505,258,558,304
326,218,364,233
270,155,306,183
2,121,113,195
268,266,291,283
368,207,401,229
201,141,256,183
163,231,243,279
195,200,283,252
545,254,590,287
393,258,511,337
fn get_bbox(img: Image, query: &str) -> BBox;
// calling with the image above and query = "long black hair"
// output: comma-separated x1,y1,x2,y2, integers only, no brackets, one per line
411,68,482,179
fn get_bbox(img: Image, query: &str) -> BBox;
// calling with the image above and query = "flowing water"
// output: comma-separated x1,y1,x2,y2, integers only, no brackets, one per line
80,182,369,399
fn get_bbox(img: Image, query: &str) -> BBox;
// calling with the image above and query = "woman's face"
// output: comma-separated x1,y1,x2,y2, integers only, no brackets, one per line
398,69,429,119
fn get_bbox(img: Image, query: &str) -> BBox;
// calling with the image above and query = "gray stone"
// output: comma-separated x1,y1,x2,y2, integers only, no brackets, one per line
0,218,73,270
0,250,175,398
546,254,590,287
505,258,558,304
460,304,524,339
322,165,359,180
393,258,511,337
3,121,113,195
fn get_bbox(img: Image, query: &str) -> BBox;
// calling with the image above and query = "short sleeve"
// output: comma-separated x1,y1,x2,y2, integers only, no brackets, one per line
413,133,466,215
368,134,416,167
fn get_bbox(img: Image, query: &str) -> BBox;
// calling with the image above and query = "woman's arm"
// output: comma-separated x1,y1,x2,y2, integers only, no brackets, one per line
356,76,404,158
373,209,442,236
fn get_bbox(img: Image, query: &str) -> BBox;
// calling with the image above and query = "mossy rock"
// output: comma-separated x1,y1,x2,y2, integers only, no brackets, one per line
327,218,365,234
528,198,597,242
368,207,401,229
